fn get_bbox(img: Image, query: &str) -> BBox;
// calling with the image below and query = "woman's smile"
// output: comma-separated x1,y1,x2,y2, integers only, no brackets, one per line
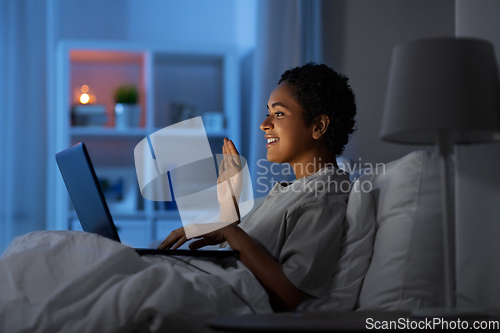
265,135,280,148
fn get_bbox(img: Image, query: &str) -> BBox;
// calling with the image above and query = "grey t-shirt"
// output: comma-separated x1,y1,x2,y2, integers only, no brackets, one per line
238,167,350,298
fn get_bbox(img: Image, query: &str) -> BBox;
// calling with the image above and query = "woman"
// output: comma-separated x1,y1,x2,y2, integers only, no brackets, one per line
159,63,357,312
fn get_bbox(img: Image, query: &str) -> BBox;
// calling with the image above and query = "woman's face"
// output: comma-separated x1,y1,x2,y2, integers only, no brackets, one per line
260,82,315,165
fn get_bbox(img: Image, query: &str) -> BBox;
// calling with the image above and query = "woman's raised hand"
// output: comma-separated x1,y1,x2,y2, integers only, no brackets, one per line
218,138,242,199
217,138,243,222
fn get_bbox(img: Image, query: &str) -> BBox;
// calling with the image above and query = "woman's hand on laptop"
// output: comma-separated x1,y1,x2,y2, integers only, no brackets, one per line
158,227,189,250
188,224,236,250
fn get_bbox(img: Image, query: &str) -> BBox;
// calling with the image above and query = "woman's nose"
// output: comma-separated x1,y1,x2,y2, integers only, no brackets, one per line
260,117,273,131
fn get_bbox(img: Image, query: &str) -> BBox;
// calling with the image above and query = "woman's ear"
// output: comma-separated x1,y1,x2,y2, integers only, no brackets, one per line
312,115,330,140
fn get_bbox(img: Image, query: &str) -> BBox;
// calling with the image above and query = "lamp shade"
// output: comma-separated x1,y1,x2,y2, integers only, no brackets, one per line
381,38,500,144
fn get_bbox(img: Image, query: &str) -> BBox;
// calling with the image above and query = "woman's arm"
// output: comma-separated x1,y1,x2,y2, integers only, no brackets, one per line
160,138,308,310
189,224,309,312
212,140,308,310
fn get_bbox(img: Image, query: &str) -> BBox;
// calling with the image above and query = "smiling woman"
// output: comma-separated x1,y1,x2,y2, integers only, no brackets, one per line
236,63,357,310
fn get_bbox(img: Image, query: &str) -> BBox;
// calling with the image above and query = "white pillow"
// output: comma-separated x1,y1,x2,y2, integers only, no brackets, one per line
356,150,444,310
298,171,376,311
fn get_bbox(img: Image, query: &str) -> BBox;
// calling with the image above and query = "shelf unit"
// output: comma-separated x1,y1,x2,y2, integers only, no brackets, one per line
47,40,240,248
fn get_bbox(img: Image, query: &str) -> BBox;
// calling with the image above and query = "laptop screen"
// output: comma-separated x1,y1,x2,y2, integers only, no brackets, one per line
56,142,121,242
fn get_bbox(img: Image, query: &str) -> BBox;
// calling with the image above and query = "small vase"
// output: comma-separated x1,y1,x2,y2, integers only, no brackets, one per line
115,103,140,129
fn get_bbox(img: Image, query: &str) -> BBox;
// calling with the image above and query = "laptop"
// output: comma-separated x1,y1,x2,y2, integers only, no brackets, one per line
55,142,238,259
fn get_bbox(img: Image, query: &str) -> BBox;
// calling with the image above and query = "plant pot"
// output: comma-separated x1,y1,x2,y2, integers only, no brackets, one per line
115,103,140,129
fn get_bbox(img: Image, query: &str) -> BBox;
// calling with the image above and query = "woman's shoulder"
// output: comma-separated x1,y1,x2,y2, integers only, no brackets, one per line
292,167,350,195
279,168,349,218
251,167,350,221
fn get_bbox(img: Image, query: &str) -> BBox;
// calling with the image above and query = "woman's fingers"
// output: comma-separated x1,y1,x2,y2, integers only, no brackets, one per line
223,138,240,167
222,138,231,172
219,159,225,173
188,238,208,250
223,138,231,169
219,138,243,185
224,142,233,168
227,139,241,166
158,227,186,249
227,139,240,156
171,235,187,250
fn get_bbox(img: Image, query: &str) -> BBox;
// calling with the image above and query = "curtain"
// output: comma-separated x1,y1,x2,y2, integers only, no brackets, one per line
0,0,48,253
248,0,323,197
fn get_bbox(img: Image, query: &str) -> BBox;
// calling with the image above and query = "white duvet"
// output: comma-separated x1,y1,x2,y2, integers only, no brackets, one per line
0,231,272,333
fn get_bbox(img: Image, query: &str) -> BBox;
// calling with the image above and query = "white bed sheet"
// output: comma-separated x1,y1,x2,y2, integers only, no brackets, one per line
0,231,272,333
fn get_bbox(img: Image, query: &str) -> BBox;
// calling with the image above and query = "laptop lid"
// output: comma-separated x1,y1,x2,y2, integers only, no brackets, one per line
56,142,121,242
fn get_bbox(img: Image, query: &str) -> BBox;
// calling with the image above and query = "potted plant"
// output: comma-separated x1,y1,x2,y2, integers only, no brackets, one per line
114,85,140,129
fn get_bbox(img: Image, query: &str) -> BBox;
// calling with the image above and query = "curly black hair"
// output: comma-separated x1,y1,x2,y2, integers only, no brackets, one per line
278,63,357,156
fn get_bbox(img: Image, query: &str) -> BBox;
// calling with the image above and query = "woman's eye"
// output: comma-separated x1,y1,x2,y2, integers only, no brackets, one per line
265,112,283,118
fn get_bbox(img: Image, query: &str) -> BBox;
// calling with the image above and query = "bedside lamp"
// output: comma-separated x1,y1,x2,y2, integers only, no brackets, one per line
380,38,500,316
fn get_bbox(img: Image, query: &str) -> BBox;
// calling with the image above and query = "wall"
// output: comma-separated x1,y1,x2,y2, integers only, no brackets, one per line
127,0,236,46
56,0,255,50
58,0,128,40
455,0,500,312
322,0,455,165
